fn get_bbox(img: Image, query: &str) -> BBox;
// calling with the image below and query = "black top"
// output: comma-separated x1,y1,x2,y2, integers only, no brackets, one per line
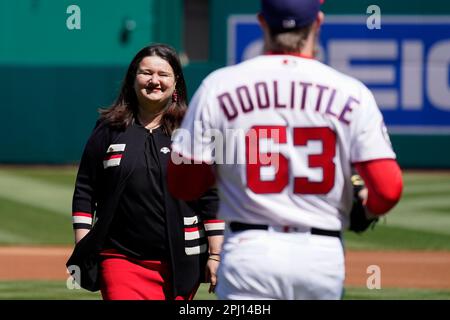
105,126,168,260
68,120,224,295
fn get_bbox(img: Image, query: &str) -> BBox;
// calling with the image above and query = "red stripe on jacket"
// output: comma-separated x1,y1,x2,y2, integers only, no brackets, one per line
184,227,201,233
72,212,92,217
203,219,224,224
104,154,122,161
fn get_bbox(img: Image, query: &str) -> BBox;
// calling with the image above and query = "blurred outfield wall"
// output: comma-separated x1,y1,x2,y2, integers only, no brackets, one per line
0,0,182,163
0,0,449,168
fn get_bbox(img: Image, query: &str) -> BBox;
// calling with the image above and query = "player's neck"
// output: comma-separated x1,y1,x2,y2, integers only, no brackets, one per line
266,51,314,59
265,37,316,59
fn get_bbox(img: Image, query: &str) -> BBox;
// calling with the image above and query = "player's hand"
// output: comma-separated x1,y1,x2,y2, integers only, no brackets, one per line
205,255,220,293
349,174,379,232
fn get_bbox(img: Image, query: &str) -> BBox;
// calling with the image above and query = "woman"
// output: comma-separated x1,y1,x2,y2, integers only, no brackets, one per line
66,44,224,300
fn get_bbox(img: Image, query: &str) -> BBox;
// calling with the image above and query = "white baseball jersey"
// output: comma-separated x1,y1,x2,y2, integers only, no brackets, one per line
172,54,395,230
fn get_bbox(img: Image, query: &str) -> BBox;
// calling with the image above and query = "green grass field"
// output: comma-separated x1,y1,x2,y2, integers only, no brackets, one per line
0,166,449,299
1,167,449,249
1,282,449,300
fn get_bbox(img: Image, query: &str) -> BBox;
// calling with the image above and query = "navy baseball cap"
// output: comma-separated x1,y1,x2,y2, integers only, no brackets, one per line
261,0,323,33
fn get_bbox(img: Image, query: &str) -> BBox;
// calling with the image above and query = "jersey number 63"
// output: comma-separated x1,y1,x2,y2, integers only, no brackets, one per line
246,126,336,195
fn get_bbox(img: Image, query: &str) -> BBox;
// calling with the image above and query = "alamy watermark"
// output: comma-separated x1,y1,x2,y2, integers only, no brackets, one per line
66,5,81,30
171,122,284,167
367,5,381,30
366,264,381,289
66,265,81,290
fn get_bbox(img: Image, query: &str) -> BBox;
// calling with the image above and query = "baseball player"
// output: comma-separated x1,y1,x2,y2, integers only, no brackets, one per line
168,0,403,299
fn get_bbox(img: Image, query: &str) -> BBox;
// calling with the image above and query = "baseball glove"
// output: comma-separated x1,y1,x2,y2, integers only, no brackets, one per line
349,174,378,233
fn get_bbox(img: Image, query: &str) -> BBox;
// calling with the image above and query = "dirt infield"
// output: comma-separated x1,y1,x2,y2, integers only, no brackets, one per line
1,247,450,289
345,251,450,289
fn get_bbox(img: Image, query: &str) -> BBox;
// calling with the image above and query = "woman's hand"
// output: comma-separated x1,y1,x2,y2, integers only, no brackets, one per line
205,254,220,293
205,235,223,293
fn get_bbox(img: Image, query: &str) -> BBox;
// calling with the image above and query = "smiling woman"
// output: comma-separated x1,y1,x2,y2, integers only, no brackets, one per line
99,44,188,135
134,55,178,131
66,44,224,300
135,56,176,107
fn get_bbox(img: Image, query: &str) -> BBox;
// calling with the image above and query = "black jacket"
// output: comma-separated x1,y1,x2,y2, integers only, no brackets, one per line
66,120,221,296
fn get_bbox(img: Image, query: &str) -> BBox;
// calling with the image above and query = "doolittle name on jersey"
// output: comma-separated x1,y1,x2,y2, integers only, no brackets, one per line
218,80,359,125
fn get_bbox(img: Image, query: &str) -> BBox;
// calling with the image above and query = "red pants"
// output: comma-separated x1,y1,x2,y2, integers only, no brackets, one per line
99,250,198,300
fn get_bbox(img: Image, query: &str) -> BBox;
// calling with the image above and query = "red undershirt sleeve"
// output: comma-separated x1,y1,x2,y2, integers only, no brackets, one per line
354,159,403,215
167,156,216,201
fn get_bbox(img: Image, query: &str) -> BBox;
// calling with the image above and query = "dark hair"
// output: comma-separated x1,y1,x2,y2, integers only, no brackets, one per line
99,44,188,135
